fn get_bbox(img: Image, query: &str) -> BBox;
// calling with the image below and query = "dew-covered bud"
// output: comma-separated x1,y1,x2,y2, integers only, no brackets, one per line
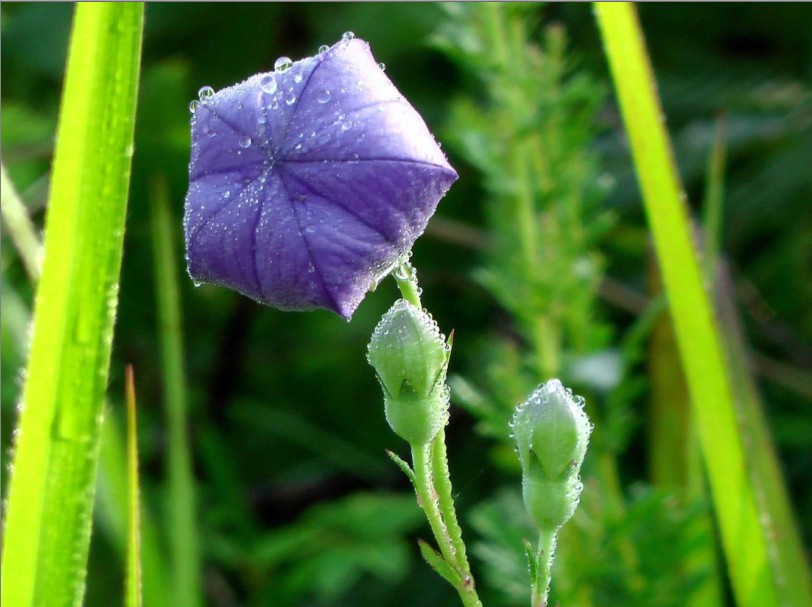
367,299,450,445
512,379,591,531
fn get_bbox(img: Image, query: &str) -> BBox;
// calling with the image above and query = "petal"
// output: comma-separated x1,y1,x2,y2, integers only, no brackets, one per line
184,37,457,318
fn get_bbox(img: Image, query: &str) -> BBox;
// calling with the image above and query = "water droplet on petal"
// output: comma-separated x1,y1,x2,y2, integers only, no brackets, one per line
260,75,278,94
342,31,355,42
239,136,252,149
274,56,292,72
198,86,214,101
293,73,303,84
189,100,199,113
317,89,331,104
285,93,296,106
378,62,386,72
318,44,329,54
341,120,353,132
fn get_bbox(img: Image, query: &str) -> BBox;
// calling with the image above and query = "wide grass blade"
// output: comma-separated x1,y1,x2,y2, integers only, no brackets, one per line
0,4,144,607
150,176,202,607
595,3,809,606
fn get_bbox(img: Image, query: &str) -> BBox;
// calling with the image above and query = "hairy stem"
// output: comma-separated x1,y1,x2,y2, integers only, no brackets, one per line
532,529,555,607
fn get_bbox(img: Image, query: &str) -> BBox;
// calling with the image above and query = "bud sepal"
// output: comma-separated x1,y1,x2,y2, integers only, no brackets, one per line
367,299,451,445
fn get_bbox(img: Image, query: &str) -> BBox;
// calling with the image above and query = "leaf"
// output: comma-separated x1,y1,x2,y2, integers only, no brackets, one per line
184,37,457,318
386,449,417,487
417,539,463,588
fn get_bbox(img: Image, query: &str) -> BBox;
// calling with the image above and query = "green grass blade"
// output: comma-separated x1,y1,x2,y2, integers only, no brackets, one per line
702,117,727,291
0,4,144,607
97,407,171,607
125,366,143,607
149,176,202,607
595,3,787,606
715,267,812,605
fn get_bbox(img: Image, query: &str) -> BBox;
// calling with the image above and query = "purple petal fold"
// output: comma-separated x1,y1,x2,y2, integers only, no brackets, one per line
184,37,457,319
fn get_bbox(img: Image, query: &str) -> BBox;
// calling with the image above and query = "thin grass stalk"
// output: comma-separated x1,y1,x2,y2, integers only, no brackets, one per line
125,366,143,607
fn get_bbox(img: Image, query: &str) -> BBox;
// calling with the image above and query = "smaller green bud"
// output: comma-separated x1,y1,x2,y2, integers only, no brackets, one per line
512,379,591,531
367,299,451,445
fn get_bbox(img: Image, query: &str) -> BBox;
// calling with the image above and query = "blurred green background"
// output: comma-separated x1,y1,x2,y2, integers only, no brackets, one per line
2,3,811,606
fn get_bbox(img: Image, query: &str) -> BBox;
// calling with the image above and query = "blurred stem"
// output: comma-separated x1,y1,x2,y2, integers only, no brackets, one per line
594,453,645,592
532,529,555,607
149,176,202,607
1,163,42,282
484,2,558,379
702,116,727,293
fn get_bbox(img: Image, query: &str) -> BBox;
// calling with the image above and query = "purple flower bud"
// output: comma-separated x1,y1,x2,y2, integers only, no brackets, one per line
184,37,458,319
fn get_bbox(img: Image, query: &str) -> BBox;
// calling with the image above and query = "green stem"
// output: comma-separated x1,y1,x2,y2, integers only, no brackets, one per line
394,263,481,606
412,442,482,607
431,431,480,604
393,260,422,308
532,529,555,607
412,442,455,563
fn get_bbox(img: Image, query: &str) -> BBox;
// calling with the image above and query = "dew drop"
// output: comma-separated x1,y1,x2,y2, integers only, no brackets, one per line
317,89,331,104
224,190,231,199
260,74,278,94
378,62,386,72
285,93,297,106
342,31,355,42
341,119,353,132
198,86,214,101
318,44,330,54
239,136,252,149
293,73,303,84
188,100,199,113
274,56,293,72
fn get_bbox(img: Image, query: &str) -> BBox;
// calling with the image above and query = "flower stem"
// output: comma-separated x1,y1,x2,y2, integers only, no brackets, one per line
532,529,556,607
431,431,476,586
393,259,422,308
412,441,482,607
393,262,482,607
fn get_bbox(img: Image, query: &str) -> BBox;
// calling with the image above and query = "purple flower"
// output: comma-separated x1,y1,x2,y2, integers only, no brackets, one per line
184,35,457,319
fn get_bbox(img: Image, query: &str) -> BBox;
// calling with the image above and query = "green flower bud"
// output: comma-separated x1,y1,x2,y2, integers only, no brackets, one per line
512,379,592,531
367,299,451,445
